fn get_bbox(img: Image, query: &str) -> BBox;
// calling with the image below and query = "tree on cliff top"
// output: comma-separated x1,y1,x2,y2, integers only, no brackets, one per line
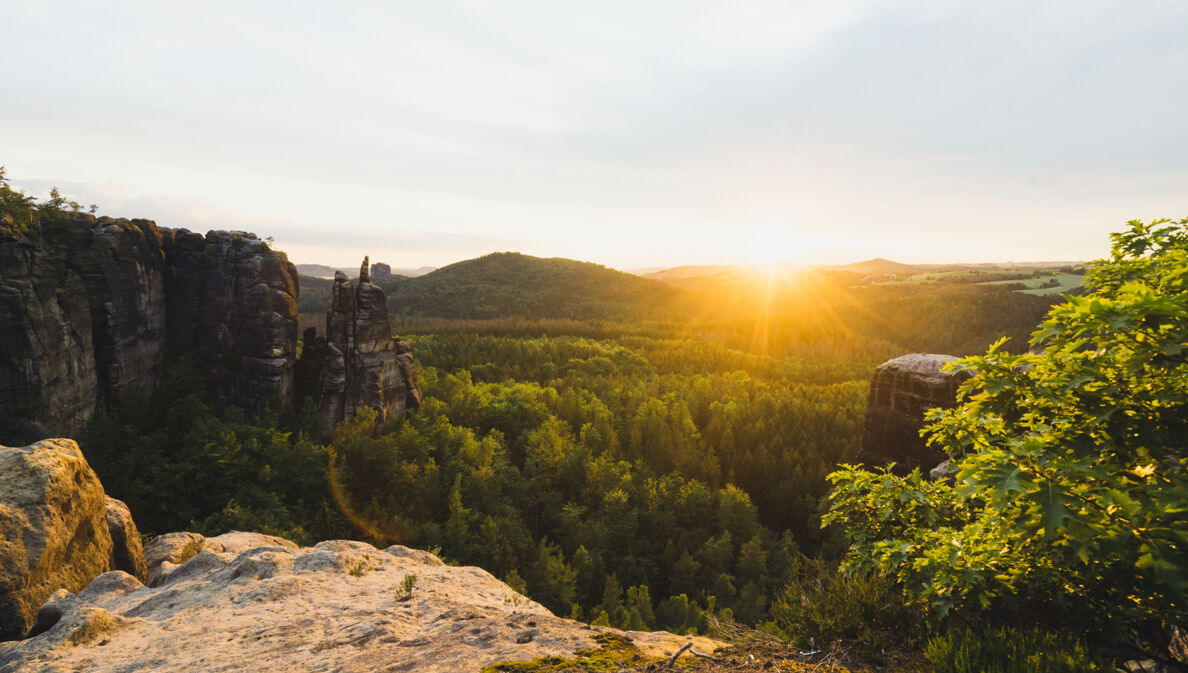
826,218,1188,663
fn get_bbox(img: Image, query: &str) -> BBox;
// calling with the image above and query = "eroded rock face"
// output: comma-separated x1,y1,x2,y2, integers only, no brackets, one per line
300,263,421,437
370,262,392,282
162,229,299,417
0,439,115,640
104,498,147,584
860,353,970,472
0,534,718,672
0,216,298,442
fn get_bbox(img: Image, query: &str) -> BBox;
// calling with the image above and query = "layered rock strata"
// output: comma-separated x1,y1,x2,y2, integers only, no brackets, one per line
299,261,421,437
0,215,298,442
860,353,970,472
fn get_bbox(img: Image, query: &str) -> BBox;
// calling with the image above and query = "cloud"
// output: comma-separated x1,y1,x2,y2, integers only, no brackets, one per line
2,0,1185,267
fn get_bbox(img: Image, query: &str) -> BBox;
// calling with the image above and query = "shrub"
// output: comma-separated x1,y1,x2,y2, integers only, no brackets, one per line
394,574,418,601
926,627,1109,673
770,559,923,651
826,219,1188,661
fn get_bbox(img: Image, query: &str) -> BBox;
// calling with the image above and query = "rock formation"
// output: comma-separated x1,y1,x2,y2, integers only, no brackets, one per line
0,441,717,668
369,261,392,282
860,353,970,472
104,498,147,583
298,262,421,437
0,439,147,640
0,530,717,672
0,214,299,443
161,229,299,416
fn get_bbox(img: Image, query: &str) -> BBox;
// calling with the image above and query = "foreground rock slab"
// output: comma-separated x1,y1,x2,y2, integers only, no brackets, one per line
0,533,717,672
0,439,118,641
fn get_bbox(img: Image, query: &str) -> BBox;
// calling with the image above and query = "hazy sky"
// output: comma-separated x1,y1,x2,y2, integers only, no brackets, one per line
3,1,1186,269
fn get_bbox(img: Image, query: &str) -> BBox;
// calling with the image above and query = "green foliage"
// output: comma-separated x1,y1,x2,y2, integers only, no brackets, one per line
826,219,1188,659
482,633,642,673
326,348,855,626
0,165,39,234
387,252,686,321
394,573,418,601
80,362,348,542
926,627,1109,673
770,559,924,651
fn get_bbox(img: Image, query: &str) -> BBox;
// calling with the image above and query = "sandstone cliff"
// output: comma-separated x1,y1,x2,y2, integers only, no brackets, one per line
0,214,298,443
859,353,969,472
298,261,421,437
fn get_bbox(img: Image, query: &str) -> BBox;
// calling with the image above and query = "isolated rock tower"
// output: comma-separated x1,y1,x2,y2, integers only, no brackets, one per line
298,259,421,436
859,353,969,472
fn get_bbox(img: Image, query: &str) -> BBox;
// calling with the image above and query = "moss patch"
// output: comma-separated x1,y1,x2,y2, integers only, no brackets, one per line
482,632,649,673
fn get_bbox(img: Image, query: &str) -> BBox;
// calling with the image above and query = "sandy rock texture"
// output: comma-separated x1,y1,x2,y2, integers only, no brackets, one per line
0,532,717,672
0,439,118,641
103,498,146,583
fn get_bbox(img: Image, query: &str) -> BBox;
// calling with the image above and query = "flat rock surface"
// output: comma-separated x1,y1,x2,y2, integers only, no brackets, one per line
0,535,717,672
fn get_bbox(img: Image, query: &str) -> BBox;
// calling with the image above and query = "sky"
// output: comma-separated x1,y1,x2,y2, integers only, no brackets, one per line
2,1,1186,270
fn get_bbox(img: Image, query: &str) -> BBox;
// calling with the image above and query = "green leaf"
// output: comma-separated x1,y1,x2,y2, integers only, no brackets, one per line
1037,486,1076,538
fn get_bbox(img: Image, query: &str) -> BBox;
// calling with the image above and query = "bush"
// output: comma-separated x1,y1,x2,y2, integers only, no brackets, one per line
770,559,923,651
826,219,1188,660
927,627,1109,673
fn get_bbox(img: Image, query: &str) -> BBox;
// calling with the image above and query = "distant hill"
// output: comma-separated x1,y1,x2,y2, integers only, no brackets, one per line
387,252,687,320
296,263,436,278
830,258,918,275
295,263,345,278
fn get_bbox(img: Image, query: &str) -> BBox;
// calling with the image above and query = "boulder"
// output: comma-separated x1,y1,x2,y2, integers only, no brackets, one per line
860,353,970,472
201,531,299,555
0,439,115,640
143,532,204,586
104,498,147,583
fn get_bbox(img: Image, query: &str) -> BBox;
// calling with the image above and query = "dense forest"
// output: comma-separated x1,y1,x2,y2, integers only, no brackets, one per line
16,152,1173,667
76,239,1066,639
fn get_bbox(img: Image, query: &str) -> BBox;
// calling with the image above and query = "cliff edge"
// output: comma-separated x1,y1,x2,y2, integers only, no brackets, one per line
0,214,298,443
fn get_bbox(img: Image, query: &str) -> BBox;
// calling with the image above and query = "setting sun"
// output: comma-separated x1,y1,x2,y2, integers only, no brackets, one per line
1,2,1184,670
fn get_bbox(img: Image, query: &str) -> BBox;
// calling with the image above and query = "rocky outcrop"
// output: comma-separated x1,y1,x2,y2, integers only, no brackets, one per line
104,498,147,583
0,439,124,640
370,261,392,282
142,532,206,587
0,532,717,672
299,261,421,437
162,229,299,416
860,353,970,472
0,215,298,443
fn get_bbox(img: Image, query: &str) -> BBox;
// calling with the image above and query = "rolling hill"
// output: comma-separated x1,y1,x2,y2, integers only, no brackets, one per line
385,252,689,321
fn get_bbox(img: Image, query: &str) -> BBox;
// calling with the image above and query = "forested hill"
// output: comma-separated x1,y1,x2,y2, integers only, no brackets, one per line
386,252,690,321
298,252,1060,360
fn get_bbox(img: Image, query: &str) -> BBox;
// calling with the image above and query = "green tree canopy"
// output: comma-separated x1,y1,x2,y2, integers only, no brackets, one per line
826,218,1188,662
